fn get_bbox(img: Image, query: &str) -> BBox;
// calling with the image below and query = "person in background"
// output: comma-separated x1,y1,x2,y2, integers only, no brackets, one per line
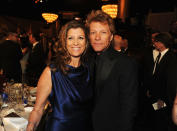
113,34,123,52
121,38,129,54
0,32,23,82
142,32,177,131
19,34,31,82
40,33,50,64
86,10,138,131
26,20,93,131
25,32,46,86
113,34,129,54
46,39,55,64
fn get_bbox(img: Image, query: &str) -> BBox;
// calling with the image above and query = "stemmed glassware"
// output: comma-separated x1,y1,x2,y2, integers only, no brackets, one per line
0,95,3,110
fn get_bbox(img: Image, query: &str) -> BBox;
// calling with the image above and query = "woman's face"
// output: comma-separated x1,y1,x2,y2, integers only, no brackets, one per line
66,28,86,59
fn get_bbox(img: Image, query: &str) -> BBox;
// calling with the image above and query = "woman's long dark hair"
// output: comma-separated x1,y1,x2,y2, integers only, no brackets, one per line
51,20,89,74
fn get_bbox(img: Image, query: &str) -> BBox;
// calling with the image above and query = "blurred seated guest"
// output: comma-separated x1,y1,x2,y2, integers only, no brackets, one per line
26,20,93,131
0,32,23,82
25,32,46,87
0,69,7,93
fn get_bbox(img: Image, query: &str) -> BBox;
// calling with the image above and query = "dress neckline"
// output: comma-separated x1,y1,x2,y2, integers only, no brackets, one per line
67,64,83,70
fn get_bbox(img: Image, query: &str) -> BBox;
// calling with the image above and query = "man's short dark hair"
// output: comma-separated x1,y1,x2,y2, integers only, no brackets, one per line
154,32,173,48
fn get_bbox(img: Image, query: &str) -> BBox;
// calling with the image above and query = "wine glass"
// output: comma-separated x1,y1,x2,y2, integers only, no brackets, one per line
0,95,3,110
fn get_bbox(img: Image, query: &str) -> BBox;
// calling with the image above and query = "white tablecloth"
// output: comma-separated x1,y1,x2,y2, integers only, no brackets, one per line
2,117,28,131
0,106,33,131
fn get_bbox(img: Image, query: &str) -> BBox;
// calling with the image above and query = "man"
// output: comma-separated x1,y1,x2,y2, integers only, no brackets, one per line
121,38,129,54
86,10,138,131
142,32,177,131
113,34,123,52
25,33,46,86
113,34,129,54
0,32,23,82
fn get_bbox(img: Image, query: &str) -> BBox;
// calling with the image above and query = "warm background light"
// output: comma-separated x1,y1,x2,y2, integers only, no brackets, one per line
101,4,118,19
42,13,58,23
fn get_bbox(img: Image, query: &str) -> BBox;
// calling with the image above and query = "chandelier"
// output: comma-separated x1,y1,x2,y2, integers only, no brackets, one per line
101,4,118,19
42,13,58,23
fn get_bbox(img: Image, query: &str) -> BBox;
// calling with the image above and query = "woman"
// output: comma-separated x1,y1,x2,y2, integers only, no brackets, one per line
26,20,93,131
173,95,177,125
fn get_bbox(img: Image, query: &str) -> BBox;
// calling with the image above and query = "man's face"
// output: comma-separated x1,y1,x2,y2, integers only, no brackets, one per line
89,21,113,53
114,35,122,46
153,40,166,52
29,34,35,44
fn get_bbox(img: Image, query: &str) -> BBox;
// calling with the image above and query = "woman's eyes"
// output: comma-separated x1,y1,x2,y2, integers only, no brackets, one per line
68,37,72,40
67,36,85,40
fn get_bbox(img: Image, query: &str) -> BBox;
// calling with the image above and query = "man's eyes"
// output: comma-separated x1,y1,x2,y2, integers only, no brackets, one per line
90,31,107,34
79,37,84,40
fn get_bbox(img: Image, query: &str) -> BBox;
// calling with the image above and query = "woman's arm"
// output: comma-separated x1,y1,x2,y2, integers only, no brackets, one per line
26,66,52,131
172,95,177,125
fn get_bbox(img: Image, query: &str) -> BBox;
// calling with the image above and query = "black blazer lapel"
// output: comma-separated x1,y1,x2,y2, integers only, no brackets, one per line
99,57,116,82
155,50,169,73
96,49,117,88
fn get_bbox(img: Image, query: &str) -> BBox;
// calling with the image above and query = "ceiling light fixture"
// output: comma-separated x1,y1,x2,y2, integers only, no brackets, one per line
101,4,118,19
42,13,58,23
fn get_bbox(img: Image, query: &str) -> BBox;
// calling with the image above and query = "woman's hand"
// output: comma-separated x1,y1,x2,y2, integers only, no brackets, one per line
26,121,36,131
